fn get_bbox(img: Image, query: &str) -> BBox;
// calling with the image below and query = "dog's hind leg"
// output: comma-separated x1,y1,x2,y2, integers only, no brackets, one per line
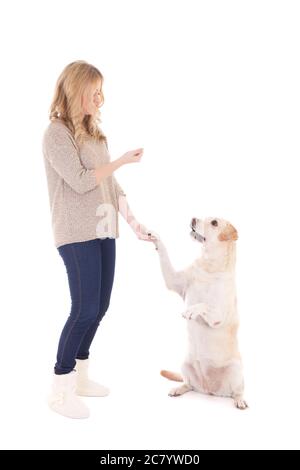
168,383,192,397
233,394,248,410
226,362,248,410
232,379,248,410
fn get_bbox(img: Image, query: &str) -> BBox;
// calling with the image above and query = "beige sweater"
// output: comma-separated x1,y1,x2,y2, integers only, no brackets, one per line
42,119,126,248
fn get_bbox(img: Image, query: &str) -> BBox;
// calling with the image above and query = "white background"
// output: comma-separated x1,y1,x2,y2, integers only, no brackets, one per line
1,0,300,450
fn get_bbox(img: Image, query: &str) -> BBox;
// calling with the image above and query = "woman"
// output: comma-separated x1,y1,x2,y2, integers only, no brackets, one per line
43,60,157,419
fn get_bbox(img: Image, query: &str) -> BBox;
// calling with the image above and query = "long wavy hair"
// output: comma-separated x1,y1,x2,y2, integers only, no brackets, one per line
49,60,107,146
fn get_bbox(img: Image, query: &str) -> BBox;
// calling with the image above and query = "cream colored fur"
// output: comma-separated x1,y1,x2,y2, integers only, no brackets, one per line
154,217,248,410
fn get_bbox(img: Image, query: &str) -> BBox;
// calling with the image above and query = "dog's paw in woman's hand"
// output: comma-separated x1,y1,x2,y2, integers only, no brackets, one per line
147,231,161,249
137,227,161,248
135,224,160,244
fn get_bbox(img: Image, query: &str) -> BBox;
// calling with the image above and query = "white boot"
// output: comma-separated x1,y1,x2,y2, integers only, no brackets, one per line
48,370,90,419
75,359,110,397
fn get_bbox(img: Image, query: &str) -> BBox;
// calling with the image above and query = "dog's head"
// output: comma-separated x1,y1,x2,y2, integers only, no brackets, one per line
190,217,238,245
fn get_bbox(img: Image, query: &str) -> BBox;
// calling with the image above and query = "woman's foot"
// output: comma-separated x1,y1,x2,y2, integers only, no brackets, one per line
75,359,110,397
48,370,90,418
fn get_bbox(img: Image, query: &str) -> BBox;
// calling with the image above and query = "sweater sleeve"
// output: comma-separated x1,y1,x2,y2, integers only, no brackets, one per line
43,124,99,195
112,174,126,197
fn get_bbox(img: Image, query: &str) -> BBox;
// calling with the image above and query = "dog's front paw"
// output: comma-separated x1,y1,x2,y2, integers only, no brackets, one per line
148,232,162,251
182,309,199,320
182,303,209,321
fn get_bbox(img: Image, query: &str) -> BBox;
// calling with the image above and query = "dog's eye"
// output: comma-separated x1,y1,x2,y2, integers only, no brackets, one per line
211,219,218,227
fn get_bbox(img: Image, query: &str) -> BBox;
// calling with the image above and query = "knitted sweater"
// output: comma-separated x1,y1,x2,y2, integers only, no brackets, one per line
42,119,126,248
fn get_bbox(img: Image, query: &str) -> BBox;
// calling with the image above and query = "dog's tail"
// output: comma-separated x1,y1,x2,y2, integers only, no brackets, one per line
160,369,183,382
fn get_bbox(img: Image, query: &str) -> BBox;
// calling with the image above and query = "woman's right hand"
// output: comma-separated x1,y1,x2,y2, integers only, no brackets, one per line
120,148,144,165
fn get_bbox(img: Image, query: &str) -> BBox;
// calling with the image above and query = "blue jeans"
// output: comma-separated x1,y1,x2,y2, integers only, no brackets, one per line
54,238,116,375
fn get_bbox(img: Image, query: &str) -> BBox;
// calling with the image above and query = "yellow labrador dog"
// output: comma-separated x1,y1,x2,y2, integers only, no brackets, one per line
153,217,248,410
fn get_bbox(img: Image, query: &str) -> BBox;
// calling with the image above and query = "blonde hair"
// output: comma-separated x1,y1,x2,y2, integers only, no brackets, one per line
49,60,107,146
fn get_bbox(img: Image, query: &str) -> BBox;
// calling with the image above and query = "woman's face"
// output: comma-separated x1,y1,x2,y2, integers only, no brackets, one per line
82,79,103,117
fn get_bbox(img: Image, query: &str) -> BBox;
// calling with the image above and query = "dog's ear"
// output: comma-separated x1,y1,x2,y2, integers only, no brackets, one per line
218,224,238,242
